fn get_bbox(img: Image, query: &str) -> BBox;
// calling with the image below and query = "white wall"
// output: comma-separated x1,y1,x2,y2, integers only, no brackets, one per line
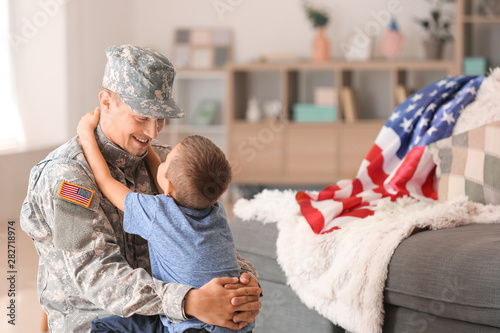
10,0,68,150
128,0,455,61
65,0,134,137
10,0,456,151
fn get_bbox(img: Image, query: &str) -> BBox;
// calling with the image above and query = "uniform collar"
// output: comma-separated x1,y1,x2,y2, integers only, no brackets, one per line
95,125,146,171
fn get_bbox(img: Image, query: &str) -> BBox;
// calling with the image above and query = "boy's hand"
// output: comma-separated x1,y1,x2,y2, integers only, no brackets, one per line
77,108,101,142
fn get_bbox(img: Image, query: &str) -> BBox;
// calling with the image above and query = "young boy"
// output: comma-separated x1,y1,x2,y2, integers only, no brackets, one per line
78,109,255,333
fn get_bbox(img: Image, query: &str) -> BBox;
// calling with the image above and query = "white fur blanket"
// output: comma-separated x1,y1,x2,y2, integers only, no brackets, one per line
234,191,500,332
233,68,500,333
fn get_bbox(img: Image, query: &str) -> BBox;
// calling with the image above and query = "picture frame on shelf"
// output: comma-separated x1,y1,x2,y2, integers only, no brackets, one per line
192,99,220,126
174,28,233,69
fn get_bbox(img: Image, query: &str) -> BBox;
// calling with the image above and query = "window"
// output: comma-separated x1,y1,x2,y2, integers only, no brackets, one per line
0,0,25,151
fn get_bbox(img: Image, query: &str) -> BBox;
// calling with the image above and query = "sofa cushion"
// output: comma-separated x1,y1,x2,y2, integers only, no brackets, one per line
230,217,336,333
230,217,287,284
255,279,334,333
383,304,500,333
430,120,500,204
384,224,500,328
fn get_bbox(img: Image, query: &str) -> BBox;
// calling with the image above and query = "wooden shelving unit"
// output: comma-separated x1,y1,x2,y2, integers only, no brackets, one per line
456,0,500,71
226,59,456,185
225,1,500,186
161,0,499,186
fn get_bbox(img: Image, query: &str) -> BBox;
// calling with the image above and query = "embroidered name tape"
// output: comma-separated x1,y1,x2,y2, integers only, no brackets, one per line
58,181,94,208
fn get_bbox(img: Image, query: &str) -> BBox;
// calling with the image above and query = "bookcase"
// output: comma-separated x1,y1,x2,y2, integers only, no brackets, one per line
226,60,456,185
456,0,500,71
225,0,500,186
160,0,500,186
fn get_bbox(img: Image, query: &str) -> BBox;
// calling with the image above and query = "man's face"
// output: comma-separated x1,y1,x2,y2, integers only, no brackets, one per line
102,94,166,156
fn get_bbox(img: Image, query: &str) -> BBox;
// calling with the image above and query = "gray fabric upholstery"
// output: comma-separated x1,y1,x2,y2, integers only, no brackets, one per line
230,218,500,332
385,224,500,328
231,219,279,260
383,304,500,333
230,218,335,333
254,279,335,333
231,219,285,284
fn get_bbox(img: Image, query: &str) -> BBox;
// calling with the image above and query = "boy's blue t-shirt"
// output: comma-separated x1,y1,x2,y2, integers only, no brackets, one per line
124,192,253,333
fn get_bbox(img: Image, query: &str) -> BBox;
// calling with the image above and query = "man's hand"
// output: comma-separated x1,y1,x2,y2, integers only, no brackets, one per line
224,273,262,327
184,277,262,330
77,108,101,143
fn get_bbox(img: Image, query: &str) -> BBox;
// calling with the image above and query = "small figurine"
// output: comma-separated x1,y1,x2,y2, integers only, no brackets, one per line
246,97,262,122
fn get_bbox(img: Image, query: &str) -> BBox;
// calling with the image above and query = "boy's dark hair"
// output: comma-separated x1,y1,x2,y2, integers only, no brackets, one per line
166,135,232,209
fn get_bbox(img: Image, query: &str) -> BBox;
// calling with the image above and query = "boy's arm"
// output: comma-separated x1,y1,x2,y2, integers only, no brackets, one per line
77,108,130,211
145,144,164,194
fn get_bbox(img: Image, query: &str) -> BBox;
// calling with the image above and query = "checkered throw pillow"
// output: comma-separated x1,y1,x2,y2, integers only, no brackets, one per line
430,120,500,204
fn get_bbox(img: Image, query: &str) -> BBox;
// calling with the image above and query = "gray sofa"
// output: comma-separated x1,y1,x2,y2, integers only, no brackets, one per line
230,218,500,332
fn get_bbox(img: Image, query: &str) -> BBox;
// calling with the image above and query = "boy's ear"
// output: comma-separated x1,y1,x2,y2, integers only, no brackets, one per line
99,90,112,114
165,179,175,197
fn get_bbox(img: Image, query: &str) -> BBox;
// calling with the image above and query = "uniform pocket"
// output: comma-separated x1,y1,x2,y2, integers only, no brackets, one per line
53,198,94,250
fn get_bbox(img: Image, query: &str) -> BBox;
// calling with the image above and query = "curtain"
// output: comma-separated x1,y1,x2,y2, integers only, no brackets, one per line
0,0,24,150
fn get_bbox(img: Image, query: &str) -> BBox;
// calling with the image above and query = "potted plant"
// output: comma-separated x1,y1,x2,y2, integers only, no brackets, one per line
304,2,330,62
415,0,454,59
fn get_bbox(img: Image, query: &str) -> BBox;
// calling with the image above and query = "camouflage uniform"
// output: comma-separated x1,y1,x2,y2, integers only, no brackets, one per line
20,45,258,332
20,126,257,332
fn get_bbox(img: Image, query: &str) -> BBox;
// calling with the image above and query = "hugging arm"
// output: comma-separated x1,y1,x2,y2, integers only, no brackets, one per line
77,108,130,211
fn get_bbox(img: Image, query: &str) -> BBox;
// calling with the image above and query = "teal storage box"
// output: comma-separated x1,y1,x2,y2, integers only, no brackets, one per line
293,104,337,122
463,57,487,75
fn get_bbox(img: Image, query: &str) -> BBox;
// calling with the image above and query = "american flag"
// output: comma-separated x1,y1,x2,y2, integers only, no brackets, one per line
381,18,403,58
296,75,484,234
58,181,94,207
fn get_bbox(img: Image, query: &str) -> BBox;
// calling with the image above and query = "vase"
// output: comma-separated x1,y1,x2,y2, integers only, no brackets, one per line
423,39,445,60
313,26,330,62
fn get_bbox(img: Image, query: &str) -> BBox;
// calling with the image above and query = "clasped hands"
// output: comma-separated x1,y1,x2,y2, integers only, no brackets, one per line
184,273,262,330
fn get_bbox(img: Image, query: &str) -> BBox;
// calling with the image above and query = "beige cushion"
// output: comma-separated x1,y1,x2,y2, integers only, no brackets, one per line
430,120,500,204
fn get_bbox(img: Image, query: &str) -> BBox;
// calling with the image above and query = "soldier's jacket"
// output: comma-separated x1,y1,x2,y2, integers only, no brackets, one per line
20,127,258,333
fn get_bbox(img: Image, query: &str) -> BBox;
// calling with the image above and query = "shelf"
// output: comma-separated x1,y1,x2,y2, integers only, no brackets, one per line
463,16,500,24
176,68,226,79
228,59,456,72
171,124,227,134
231,119,385,126
227,56,449,184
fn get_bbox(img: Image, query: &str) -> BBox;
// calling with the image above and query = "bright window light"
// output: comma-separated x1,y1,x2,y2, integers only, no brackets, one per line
0,1,25,151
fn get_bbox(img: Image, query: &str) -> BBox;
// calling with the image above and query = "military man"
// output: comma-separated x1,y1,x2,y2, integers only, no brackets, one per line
20,44,261,332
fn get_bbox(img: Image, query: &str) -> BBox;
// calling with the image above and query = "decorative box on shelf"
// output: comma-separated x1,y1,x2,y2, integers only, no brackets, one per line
463,57,487,75
293,104,337,122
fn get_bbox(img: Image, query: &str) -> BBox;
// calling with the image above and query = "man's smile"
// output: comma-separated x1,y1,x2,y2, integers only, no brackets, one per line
133,136,150,143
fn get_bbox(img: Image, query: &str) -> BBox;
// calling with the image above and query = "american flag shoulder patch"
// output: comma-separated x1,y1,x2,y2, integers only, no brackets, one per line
58,181,94,208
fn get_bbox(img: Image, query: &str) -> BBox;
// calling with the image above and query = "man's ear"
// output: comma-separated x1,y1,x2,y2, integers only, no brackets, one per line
99,90,112,114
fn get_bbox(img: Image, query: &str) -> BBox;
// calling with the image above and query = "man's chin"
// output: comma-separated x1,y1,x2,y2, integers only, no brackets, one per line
122,144,148,157
132,148,148,157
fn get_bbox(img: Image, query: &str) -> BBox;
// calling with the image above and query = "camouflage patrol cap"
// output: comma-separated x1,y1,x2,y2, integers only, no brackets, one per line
102,44,184,119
